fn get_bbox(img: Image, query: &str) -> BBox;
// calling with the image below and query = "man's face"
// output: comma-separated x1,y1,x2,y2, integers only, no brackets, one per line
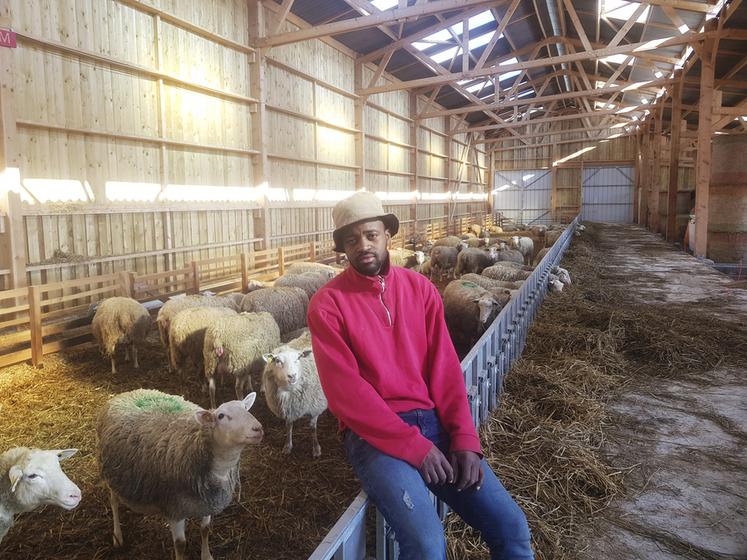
342,220,390,276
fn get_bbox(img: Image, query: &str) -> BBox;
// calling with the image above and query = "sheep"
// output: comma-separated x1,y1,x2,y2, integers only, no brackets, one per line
533,247,550,265
455,247,498,277
468,224,482,237
432,235,463,248
0,448,81,544
389,248,420,268
461,237,485,248
169,306,238,378
486,225,503,234
418,257,432,278
429,245,460,280
91,297,152,374
483,262,533,282
275,271,330,299
460,273,524,291
492,242,525,264
285,261,337,279
443,280,511,352
528,225,547,237
157,295,240,349
225,292,246,307
261,331,327,458
510,235,535,266
246,279,271,292
545,228,564,246
96,389,262,560
203,311,281,409
548,273,564,293
240,286,309,336
552,266,572,286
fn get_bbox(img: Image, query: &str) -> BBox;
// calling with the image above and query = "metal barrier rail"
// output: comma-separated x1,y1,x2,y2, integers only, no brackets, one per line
308,217,580,560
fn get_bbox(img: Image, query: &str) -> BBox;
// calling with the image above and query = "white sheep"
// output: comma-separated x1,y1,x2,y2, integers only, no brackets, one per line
156,294,239,349
241,286,309,336
91,297,152,374
274,271,331,299
203,311,281,408
548,273,564,293
460,273,524,291
169,306,238,378
97,389,263,560
1,447,81,543
482,262,533,282
261,330,327,458
553,266,572,286
285,262,338,279
510,235,535,266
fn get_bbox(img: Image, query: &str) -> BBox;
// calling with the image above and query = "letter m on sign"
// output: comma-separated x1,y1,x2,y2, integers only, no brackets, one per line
0,29,17,48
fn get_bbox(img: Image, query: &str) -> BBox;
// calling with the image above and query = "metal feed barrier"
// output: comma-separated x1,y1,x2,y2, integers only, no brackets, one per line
308,217,581,560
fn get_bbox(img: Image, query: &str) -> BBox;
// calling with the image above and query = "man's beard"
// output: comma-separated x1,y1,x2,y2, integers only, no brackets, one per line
352,252,382,276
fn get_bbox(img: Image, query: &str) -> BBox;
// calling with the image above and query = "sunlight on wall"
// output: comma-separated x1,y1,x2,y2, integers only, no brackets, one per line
106,181,161,202
0,167,21,196
20,178,93,204
293,188,356,202
553,147,596,167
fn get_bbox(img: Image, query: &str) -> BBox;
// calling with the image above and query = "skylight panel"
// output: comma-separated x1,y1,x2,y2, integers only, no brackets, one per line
469,30,495,50
430,46,460,64
601,53,633,65
370,0,398,10
499,70,521,81
467,11,495,30
603,0,650,23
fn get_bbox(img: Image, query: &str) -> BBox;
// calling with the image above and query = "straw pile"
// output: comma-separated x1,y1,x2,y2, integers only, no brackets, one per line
445,223,747,559
0,335,359,560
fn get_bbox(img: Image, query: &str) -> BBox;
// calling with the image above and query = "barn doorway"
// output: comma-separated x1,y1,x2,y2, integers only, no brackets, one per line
581,166,635,223
492,169,552,225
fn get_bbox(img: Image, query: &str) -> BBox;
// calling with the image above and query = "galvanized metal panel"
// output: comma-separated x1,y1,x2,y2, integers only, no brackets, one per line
493,169,552,225
581,166,634,223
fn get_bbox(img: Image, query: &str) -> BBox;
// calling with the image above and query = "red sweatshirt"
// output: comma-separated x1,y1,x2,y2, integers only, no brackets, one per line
307,259,482,468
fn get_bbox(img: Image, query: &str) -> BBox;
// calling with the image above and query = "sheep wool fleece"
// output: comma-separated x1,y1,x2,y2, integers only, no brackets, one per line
307,262,481,468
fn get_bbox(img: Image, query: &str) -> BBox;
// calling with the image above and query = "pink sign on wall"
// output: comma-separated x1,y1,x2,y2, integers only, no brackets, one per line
0,29,17,48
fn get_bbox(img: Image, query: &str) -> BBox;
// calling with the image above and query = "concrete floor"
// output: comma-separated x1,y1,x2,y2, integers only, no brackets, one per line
578,224,747,560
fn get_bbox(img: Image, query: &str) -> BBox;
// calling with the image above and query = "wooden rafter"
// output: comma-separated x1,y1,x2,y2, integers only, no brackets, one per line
359,30,716,95
258,0,498,48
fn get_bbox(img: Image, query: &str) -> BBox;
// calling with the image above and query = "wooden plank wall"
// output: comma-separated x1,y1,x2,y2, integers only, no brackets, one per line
3,0,488,290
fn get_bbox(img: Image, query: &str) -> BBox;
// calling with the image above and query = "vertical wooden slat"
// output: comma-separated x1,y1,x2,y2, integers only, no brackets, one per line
240,252,248,292
190,260,200,294
28,285,43,367
277,246,285,276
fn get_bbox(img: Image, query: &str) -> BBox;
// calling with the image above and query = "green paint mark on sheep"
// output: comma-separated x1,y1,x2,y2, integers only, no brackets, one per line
133,394,186,414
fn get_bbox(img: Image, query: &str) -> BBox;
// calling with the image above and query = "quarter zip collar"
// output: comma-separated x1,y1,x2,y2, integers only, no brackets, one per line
344,254,394,327
345,253,392,287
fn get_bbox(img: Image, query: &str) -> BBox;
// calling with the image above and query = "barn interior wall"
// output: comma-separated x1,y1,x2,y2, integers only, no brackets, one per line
0,0,488,288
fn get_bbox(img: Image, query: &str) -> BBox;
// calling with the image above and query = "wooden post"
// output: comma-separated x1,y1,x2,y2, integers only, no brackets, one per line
550,144,559,223
309,241,316,262
240,253,249,293
117,271,134,298
410,91,419,245
28,285,43,367
249,1,271,250
633,131,641,224
651,104,663,234
0,190,27,290
666,76,683,242
190,261,200,294
354,64,366,191
695,37,715,258
277,246,285,276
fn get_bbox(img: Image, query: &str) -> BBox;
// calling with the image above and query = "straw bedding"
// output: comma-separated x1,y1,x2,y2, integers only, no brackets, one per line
445,224,747,560
2,224,745,559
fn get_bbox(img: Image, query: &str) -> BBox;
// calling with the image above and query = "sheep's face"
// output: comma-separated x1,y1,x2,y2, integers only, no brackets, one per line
510,236,520,248
8,449,81,512
263,349,312,389
555,267,572,285
197,393,263,447
474,295,496,324
548,276,564,293
415,251,425,265
488,247,499,261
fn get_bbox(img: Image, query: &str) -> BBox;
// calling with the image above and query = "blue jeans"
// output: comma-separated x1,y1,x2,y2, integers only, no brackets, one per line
344,409,534,560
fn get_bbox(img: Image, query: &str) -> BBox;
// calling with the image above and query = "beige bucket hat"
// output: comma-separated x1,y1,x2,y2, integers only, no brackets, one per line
332,191,399,252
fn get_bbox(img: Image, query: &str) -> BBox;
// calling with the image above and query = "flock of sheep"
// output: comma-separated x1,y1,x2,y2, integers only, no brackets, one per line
0,223,573,559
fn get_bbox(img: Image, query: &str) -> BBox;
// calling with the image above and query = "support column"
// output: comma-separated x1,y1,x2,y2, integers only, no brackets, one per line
695,37,715,258
633,131,641,224
354,64,366,192
249,1,271,249
0,7,25,289
487,146,494,218
409,92,418,238
650,103,663,234
666,75,683,242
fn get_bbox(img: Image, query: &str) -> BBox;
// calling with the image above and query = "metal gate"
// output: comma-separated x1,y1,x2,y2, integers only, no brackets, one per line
493,169,552,225
581,166,634,223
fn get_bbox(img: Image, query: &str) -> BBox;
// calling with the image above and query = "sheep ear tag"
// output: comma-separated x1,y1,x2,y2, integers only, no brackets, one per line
9,465,23,493
261,353,274,364
299,349,312,359
242,392,257,410
56,449,78,461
